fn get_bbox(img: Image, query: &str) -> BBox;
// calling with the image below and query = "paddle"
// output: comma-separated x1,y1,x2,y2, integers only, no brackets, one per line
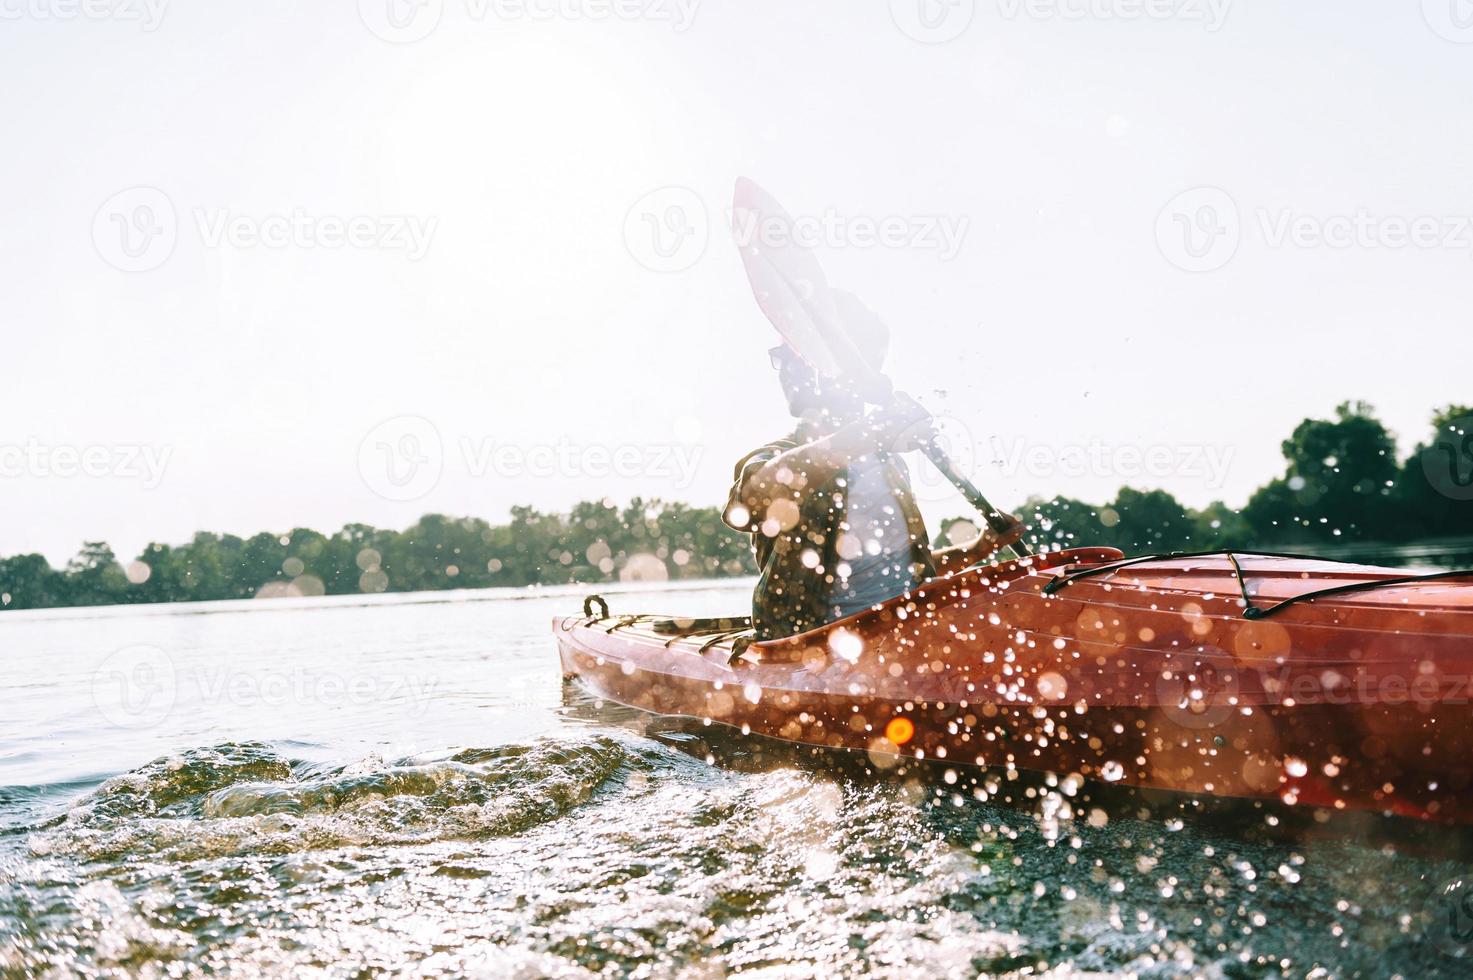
731,177,1031,559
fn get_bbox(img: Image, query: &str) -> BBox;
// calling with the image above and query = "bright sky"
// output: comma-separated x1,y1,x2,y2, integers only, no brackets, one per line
2,1,1470,564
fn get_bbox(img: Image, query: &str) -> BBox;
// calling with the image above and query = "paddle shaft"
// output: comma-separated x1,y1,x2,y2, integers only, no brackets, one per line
822,339,1034,561
920,442,1032,559
802,330,1034,560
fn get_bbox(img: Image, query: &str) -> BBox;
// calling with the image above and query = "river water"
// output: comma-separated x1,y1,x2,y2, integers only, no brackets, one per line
2,580,1470,977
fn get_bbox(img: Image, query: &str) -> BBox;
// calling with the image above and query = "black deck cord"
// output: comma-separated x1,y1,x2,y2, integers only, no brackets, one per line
1041,549,1473,620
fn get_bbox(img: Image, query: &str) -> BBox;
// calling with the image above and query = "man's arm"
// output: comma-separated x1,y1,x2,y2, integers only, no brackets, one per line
727,398,933,530
729,422,873,517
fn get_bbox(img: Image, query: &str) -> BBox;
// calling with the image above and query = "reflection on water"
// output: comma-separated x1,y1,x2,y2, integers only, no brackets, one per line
2,581,1471,976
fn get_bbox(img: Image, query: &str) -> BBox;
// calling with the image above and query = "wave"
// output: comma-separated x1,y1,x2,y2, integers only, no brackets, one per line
23,735,687,865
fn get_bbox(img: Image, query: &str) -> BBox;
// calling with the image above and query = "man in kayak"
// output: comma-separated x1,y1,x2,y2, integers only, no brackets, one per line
723,328,1022,641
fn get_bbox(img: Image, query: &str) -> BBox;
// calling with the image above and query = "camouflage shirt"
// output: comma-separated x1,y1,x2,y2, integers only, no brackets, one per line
722,430,936,641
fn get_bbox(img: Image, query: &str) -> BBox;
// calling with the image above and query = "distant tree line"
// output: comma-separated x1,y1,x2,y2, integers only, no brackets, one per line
1,403,1468,612
0,500,756,611
1003,402,1471,554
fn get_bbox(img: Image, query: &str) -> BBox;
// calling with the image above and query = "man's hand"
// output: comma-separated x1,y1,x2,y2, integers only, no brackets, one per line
931,512,1028,575
869,392,936,454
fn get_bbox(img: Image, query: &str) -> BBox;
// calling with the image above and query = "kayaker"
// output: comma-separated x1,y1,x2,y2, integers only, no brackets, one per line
723,330,1022,640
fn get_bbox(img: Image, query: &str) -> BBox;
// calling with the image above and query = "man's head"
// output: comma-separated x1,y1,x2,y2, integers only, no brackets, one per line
770,345,863,424
769,297,889,425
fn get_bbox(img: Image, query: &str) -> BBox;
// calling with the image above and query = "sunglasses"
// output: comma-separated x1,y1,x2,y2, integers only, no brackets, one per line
769,345,800,371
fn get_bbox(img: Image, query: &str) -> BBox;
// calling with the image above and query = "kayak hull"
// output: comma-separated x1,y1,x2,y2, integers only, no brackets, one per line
554,548,1473,824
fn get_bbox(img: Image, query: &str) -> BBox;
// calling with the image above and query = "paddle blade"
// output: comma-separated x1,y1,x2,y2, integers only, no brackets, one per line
731,177,845,377
828,288,892,391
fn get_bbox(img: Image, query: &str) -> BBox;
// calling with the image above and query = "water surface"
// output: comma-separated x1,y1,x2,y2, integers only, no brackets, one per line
2,581,1470,977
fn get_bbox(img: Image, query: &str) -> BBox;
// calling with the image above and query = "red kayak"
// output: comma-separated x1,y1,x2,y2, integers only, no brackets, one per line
554,548,1473,824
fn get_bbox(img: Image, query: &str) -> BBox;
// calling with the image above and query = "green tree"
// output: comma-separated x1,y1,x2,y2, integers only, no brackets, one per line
1016,495,1105,551
1104,487,1201,552
62,542,127,606
0,554,65,610
1394,404,1473,538
1243,401,1400,543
